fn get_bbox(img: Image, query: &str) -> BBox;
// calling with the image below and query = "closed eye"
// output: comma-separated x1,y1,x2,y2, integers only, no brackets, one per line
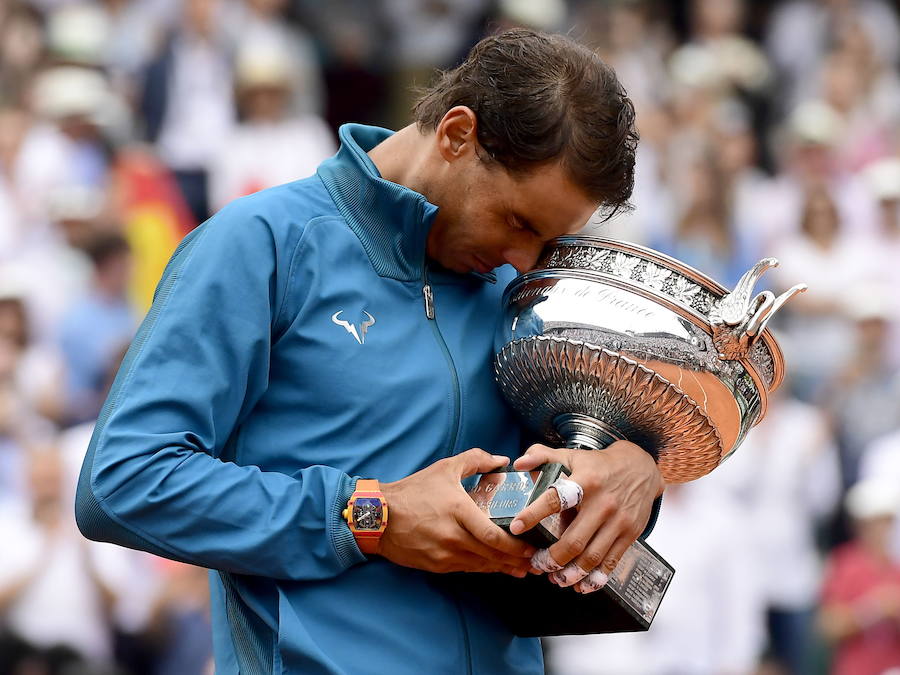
510,215,539,236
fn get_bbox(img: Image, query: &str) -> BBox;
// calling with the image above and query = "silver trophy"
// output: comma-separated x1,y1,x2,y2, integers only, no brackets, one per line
465,236,806,636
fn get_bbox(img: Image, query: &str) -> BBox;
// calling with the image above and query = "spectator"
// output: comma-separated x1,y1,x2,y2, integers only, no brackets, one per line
712,389,841,674
142,0,237,224
824,292,900,490
57,232,136,425
769,185,877,401
225,0,325,116
650,143,761,287
859,430,900,561
819,478,900,675
0,278,64,425
208,43,335,211
765,0,900,111
0,446,127,669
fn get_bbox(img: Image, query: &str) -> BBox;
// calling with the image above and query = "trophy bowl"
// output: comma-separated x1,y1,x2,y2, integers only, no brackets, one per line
461,236,805,636
495,236,806,482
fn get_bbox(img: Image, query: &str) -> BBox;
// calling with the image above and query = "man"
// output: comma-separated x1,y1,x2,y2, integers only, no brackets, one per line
76,29,663,674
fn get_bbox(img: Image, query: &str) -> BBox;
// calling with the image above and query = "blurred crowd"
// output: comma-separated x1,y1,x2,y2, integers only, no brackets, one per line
0,0,898,674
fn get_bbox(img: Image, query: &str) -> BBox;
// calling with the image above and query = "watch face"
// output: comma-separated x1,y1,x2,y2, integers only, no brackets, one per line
352,497,384,531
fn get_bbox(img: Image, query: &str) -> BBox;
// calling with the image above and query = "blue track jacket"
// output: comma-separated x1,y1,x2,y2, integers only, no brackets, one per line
75,124,543,674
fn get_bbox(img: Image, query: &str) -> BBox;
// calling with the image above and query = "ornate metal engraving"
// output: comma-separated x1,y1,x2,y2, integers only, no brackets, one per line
495,237,805,483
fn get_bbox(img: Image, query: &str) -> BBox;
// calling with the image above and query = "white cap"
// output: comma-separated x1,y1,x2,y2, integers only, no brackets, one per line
46,185,105,222
863,158,900,201
669,44,725,91
235,44,293,90
845,479,899,520
0,266,28,302
788,100,843,146
31,66,112,122
46,4,111,66
499,0,567,30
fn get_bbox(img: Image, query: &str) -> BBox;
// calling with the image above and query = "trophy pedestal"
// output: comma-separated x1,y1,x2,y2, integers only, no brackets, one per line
464,414,674,634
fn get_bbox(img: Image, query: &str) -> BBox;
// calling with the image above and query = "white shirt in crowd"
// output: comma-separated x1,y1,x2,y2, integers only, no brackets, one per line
710,395,841,609
209,117,336,212
156,32,235,172
859,429,900,560
548,483,765,675
0,505,133,662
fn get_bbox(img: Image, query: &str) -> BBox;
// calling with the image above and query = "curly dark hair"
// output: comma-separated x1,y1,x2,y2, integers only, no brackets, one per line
414,29,639,220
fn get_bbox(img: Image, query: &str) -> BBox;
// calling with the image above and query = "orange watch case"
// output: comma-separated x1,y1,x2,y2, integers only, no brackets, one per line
342,479,388,554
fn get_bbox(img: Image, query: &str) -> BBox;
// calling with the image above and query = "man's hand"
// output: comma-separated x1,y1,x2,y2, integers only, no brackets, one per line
377,449,537,577
509,442,664,592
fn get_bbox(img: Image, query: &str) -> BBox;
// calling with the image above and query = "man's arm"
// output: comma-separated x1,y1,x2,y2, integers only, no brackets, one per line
76,201,365,580
76,197,534,580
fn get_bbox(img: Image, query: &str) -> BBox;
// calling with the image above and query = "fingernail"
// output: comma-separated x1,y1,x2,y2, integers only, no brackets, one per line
492,455,509,463
551,563,588,588
531,548,563,573
509,519,524,535
578,570,609,594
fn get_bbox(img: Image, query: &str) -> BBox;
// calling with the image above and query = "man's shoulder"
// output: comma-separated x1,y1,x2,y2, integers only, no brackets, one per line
218,175,341,229
201,175,346,260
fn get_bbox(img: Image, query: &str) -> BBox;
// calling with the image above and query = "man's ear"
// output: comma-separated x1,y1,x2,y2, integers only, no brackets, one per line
434,106,479,163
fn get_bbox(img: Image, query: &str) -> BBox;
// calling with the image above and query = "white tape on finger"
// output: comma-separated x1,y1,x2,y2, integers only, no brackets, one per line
575,569,609,594
531,548,563,573
550,477,583,512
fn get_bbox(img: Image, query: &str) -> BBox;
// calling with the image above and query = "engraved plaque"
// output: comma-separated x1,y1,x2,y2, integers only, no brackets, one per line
467,466,566,548
604,539,674,628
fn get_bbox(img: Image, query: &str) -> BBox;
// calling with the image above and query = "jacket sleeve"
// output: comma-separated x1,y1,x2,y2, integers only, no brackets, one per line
75,198,366,580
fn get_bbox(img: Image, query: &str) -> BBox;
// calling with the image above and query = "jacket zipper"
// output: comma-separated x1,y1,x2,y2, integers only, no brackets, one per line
421,263,461,458
422,262,472,675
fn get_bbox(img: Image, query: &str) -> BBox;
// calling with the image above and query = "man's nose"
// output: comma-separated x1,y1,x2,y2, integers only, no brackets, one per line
502,246,543,275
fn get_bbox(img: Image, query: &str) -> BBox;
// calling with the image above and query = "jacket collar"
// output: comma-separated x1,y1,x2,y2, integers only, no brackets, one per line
317,123,495,284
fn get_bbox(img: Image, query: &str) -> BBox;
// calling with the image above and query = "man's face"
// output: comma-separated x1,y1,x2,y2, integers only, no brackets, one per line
425,157,597,275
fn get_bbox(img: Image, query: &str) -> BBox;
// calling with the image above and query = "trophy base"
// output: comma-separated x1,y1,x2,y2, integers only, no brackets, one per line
466,461,674,634
445,539,672,636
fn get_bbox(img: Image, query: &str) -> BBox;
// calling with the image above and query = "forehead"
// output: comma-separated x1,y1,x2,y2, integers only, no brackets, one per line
502,162,597,237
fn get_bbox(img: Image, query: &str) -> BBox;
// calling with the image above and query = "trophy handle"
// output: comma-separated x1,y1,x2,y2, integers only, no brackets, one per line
710,258,807,359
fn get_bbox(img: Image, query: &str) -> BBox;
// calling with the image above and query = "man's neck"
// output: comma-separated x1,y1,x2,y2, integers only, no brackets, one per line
367,124,432,195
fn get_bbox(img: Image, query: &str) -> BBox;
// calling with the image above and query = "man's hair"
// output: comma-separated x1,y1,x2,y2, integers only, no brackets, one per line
83,232,130,269
414,29,639,220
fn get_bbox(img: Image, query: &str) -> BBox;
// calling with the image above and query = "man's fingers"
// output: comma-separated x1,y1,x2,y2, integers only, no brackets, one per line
456,529,534,569
456,448,510,479
508,483,562,535
512,444,561,471
545,512,602,567
547,520,635,588
574,534,634,594
456,501,536,558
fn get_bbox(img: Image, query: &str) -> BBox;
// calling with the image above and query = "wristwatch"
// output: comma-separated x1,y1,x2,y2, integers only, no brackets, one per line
342,479,388,554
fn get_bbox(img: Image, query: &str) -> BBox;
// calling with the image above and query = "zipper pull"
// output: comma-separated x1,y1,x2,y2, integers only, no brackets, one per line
423,283,435,320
